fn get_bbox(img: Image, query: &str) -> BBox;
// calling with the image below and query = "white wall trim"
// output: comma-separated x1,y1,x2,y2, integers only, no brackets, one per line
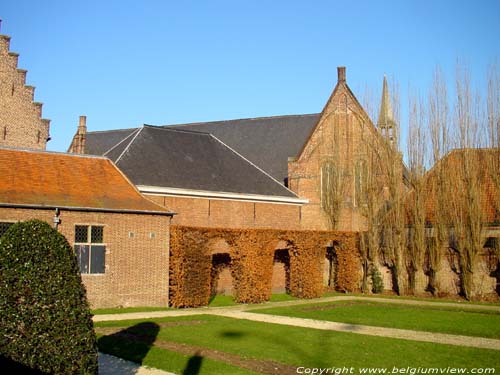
137,185,309,205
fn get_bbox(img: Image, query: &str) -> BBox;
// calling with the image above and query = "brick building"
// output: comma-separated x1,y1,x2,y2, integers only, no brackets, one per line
0,34,50,150
0,147,174,308
1,27,497,303
74,67,404,232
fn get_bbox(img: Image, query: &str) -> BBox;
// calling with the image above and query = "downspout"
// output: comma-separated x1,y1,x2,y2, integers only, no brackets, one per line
53,207,61,230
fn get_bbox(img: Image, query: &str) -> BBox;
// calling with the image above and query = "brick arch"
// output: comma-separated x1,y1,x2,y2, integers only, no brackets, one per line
169,226,360,307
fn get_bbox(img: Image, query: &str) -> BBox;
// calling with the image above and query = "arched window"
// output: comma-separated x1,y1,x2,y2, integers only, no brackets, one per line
355,159,368,206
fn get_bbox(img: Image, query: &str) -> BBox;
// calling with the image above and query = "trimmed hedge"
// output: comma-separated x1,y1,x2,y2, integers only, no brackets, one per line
0,220,98,374
170,225,360,307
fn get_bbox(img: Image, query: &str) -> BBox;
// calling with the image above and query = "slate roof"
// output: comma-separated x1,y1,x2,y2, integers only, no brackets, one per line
0,147,172,215
167,114,320,182
84,114,320,183
100,125,299,198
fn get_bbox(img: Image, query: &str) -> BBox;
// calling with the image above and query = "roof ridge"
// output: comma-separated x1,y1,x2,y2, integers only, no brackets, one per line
163,113,321,128
0,145,109,160
86,127,138,135
142,124,212,136
208,134,300,198
115,127,144,164
103,127,142,159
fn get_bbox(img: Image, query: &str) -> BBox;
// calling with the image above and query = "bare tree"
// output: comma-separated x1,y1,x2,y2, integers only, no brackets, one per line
406,93,428,294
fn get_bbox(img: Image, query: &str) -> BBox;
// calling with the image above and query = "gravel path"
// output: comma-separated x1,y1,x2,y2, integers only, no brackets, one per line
93,295,500,323
210,310,500,351
94,296,500,374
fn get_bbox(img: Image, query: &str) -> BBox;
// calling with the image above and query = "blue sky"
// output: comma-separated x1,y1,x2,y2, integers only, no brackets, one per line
2,0,500,152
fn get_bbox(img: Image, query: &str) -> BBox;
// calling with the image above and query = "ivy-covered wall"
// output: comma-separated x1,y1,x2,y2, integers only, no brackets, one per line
169,225,360,307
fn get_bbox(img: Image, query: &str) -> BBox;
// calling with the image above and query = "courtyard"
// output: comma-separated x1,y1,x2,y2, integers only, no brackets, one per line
94,295,500,375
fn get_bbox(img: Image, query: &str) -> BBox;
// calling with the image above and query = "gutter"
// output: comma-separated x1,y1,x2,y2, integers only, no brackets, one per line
0,203,176,217
137,185,309,205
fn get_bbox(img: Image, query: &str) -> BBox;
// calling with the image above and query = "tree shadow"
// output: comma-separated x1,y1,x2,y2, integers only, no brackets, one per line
0,356,49,375
182,351,204,375
97,321,160,372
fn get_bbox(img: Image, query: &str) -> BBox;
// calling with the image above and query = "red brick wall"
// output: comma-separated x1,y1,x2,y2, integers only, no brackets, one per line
0,35,50,150
288,82,400,232
0,207,170,308
146,194,302,230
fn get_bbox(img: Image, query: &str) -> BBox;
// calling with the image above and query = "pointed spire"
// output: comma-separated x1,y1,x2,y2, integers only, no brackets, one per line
377,75,396,144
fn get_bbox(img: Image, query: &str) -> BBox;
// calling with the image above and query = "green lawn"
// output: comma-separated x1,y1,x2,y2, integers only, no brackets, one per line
253,300,500,338
95,314,500,375
92,306,173,315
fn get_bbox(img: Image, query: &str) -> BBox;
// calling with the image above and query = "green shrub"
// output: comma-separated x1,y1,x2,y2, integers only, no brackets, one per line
0,220,98,374
370,265,384,294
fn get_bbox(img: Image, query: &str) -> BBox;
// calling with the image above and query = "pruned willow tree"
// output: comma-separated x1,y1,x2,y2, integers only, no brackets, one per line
404,64,500,299
367,65,498,299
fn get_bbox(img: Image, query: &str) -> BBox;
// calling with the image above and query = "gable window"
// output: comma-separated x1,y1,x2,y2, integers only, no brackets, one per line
0,222,14,238
74,225,105,274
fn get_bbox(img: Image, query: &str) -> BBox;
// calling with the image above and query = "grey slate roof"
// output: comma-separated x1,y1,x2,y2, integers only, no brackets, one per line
84,113,320,184
86,128,137,156
101,125,298,198
167,114,320,182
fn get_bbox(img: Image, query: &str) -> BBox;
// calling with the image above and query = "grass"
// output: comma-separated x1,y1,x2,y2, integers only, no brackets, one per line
322,290,500,306
254,300,500,338
205,293,297,307
95,314,500,375
97,332,259,375
207,295,237,307
92,306,172,315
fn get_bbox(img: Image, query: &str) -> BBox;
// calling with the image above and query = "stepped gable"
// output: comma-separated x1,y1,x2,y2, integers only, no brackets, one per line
0,147,171,214
167,113,320,183
0,33,50,150
105,125,300,198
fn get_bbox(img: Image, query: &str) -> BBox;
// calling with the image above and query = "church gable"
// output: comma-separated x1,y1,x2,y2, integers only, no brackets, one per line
288,67,388,231
0,34,50,150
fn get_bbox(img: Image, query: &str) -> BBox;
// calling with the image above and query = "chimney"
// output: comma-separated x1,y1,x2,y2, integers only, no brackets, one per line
78,115,87,133
337,66,346,83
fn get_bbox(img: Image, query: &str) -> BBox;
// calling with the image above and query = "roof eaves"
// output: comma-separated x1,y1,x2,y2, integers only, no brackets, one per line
138,185,308,205
0,203,176,216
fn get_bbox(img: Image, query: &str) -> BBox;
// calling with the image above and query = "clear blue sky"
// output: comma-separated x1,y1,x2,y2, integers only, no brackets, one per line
2,0,500,152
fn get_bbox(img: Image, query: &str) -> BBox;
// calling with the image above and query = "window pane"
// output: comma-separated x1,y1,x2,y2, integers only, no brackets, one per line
75,245,90,274
75,225,88,243
90,245,106,274
91,226,103,243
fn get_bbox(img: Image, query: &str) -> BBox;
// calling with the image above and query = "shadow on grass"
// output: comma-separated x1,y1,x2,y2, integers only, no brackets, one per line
97,321,160,368
182,351,204,375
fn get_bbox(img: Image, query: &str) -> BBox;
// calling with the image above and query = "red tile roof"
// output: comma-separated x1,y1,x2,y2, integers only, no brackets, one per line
406,148,500,225
0,147,172,215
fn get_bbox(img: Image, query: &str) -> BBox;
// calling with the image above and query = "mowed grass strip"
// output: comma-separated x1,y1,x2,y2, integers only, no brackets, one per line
253,300,500,338
95,314,500,373
97,333,260,375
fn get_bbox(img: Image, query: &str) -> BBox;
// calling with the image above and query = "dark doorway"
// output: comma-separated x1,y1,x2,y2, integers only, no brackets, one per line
272,249,290,293
210,253,233,296
324,245,338,289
